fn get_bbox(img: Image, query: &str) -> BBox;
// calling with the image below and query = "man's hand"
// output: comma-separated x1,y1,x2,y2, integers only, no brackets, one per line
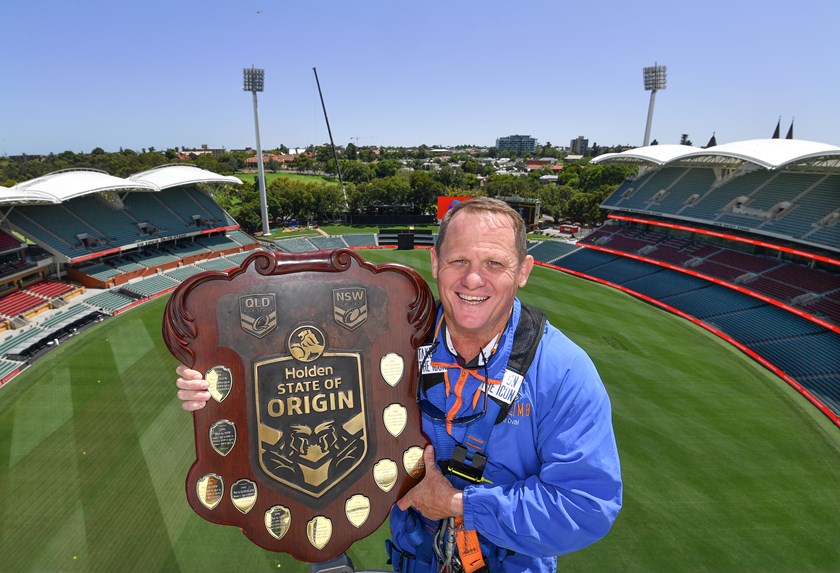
397,445,464,520
175,364,211,412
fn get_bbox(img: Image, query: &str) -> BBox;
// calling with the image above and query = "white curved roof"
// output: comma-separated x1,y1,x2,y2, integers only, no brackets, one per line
0,185,60,205
128,164,242,190
10,168,157,202
678,139,840,169
591,144,704,166
592,138,840,170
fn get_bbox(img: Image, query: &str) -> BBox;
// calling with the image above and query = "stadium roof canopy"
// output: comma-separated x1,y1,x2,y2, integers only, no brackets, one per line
592,139,840,170
128,164,242,190
9,169,157,203
590,144,704,166
0,185,61,205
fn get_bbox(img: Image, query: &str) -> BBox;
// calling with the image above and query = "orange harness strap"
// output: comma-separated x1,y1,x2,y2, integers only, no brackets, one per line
454,518,487,573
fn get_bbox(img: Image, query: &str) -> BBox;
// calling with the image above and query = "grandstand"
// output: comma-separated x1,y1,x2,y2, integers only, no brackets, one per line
552,137,840,425
0,164,258,337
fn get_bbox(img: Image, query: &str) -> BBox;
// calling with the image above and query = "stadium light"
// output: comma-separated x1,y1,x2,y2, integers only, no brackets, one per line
642,63,667,147
243,66,270,236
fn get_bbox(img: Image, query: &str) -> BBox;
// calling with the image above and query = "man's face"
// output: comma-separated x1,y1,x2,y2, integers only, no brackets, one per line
430,210,534,351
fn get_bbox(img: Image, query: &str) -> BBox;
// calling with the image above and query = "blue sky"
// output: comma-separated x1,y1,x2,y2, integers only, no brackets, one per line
3,0,839,155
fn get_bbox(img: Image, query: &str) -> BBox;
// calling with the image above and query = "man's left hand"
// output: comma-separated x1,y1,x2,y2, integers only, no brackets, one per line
396,445,464,520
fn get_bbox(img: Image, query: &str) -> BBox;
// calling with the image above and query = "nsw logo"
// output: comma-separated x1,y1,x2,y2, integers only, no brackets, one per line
333,287,367,331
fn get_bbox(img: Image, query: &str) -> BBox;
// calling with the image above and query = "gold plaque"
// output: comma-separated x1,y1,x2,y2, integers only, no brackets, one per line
205,365,233,402
383,403,408,437
231,478,257,514
373,459,398,492
307,515,333,549
265,505,291,540
345,494,371,528
196,473,223,510
379,352,404,387
209,419,236,456
403,446,425,479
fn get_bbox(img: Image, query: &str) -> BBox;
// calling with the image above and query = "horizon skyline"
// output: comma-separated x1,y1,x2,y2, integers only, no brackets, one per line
3,1,839,155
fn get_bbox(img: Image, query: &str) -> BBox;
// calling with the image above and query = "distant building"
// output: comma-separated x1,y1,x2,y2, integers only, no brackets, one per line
569,136,589,156
496,134,537,154
182,144,226,157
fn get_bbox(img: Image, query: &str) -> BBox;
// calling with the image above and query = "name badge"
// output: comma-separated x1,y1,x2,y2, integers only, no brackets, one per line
486,369,523,405
417,345,446,375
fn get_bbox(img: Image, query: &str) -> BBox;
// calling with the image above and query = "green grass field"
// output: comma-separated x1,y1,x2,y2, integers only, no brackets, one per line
1,249,838,572
236,171,339,187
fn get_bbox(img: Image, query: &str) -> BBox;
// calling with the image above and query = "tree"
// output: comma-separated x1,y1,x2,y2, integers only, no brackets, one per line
409,171,445,214
340,160,373,184
345,142,358,160
373,159,401,178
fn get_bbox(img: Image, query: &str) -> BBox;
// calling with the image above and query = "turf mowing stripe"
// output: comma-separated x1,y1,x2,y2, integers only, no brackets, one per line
9,366,73,468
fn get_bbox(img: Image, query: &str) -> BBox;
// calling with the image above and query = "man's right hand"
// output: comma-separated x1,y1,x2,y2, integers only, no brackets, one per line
175,364,211,411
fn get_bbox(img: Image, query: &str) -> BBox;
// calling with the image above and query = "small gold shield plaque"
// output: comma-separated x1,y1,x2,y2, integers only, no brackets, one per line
307,515,333,549
403,446,425,479
209,419,236,457
265,505,291,540
379,352,404,387
231,478,257,514
373,459,398,492
383,403,408,437
205,365,232,403
345,494,371,528
196,473,223,510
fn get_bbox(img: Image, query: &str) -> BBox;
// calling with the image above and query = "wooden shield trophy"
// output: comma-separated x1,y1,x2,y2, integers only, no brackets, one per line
162,248,435,563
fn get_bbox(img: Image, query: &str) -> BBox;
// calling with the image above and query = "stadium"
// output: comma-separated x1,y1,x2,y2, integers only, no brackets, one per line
0,138,838,572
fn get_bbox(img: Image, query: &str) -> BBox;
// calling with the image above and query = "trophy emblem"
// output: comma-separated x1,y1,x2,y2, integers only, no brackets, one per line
333,287,368,331
162,249,435,563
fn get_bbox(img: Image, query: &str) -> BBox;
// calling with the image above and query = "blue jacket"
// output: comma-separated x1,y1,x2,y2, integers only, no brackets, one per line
388,298,622,572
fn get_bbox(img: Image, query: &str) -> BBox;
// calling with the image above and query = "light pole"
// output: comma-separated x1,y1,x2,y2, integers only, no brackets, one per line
642,63,667,147
243,66,271,236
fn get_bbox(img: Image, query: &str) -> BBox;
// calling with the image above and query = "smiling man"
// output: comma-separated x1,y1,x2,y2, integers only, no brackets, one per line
388,197,622,573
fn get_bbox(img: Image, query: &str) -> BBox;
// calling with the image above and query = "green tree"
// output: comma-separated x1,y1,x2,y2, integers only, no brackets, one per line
409,171,445,214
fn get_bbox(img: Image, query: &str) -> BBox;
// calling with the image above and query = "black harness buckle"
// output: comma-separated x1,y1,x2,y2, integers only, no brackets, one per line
443,444,489,484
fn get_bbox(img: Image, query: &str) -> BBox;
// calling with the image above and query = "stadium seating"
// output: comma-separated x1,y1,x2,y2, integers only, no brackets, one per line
164,265,205,282
0,326,46,355
275,237,317,252
83,291,137,314
0,230,22,251
225,251,258,266
195,234,239,252
762,175,839,240
227,230,258,247
527,240,580,264
0,357,23,380
24,280,77,300
342,234,378,247
308,236,348,250
0,291,51,318
195,258,237,272
120,275,180,298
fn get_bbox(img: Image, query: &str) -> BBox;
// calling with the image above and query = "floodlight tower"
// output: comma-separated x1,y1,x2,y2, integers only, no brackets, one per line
642,63,667,147
243,66,271,236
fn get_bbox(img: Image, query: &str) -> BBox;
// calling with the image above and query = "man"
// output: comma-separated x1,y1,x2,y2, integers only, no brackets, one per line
176,197,622,572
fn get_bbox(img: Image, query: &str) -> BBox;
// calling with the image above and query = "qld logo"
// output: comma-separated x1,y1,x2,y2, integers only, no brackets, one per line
333,287,367,331
239,293,277,338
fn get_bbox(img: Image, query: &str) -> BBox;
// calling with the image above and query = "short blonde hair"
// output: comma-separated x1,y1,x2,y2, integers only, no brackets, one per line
436,197,528,263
